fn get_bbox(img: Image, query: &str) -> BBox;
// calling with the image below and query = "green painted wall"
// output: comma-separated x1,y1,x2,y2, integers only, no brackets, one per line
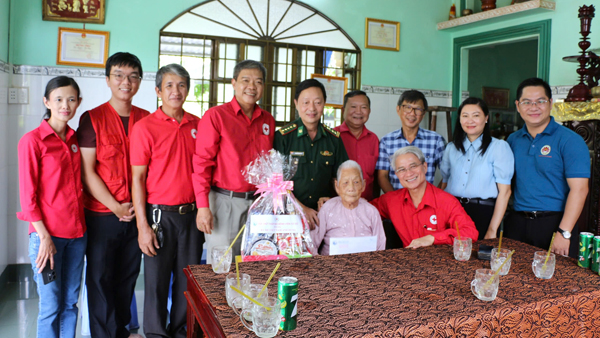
9,0,594,89
468,39,538,110
9,0,452,90
0,0,9,62
450,0,595,86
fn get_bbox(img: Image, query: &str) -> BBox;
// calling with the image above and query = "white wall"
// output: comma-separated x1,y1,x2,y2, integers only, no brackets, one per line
5,66,157,265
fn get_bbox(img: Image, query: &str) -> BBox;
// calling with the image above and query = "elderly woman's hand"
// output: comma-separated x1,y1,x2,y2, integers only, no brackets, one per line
317,197,330,211
302,205,319,230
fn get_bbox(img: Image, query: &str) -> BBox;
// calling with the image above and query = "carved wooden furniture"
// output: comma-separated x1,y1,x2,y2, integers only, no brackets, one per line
552,102,600,235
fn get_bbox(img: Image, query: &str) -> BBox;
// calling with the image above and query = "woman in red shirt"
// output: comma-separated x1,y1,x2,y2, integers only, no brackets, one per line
17,76,87,338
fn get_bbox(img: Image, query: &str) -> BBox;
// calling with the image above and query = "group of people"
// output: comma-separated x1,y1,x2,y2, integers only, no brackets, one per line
17,52,590,338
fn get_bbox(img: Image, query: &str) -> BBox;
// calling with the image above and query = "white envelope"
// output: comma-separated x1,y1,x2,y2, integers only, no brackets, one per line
329,236,377,255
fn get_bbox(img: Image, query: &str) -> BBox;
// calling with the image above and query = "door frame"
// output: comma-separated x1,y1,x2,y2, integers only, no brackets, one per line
451,20,552,109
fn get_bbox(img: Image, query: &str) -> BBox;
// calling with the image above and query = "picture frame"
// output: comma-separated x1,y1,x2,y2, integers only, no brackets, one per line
365,18,400,51
482,87,510,109
43,0,105,24
310,74,349,108
57,27,110,68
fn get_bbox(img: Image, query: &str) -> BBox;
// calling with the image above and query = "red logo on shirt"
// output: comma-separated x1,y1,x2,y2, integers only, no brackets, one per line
263,123,270,135
191,129,197,139
71,144,78,153
541,145,551,156
430,215,437,225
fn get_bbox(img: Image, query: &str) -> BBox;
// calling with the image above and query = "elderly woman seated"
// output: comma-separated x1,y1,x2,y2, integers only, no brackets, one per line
311,160,386,255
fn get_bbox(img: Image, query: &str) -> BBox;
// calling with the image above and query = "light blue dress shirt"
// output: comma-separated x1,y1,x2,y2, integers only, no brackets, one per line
440,136,514,199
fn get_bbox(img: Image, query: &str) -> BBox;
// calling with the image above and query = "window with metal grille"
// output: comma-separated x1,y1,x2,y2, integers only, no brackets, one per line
158,0,360,128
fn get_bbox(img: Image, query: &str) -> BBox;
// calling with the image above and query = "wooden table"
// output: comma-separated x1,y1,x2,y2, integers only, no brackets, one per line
185,239,600,337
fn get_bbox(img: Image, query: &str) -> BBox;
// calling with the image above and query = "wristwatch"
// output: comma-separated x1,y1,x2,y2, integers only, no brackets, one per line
557,228,571,239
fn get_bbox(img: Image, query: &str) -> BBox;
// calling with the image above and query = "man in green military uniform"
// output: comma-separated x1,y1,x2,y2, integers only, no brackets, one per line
274,79,348,229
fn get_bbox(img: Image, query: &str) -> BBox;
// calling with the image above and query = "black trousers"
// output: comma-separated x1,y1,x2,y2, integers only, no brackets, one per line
85,213,142,338
504,211,579,259
143,208,204,338
383,219,403,249
460,202,495,240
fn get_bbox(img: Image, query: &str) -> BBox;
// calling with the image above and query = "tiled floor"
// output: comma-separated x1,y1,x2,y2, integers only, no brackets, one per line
0,248,205,338
0,274,146,338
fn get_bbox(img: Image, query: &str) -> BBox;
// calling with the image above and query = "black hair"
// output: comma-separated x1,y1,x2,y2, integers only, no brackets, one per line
233,60,267,81
397,90,428,111
295,79,327,102
43,76,81,120
343,90,371,108
516,77,552,101
451,97,492,156
105,52,143,79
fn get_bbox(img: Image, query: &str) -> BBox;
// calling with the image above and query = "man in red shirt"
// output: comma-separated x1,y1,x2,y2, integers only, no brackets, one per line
371,146,478,248
334,90,379,201
193,60,275,262
77,52,148,338
130,64,202,338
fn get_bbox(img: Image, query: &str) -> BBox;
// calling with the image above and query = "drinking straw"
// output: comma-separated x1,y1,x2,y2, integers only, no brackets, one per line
235,260,241,289
497,230,504,252
230,285,271,310
258,262,281,298
216,224,246,268
542,232,556,272
485,249,515,285
455,221,461,240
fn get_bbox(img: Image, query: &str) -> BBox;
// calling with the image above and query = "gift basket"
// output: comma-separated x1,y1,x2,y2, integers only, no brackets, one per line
240,150,316,261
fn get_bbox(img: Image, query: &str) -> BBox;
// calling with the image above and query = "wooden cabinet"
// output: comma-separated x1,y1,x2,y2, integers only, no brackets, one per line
553,102,600,235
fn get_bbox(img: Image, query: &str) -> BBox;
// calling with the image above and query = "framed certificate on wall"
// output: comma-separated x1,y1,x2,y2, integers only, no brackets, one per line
57,27,109,68
365,18,400,51
311,74,348,108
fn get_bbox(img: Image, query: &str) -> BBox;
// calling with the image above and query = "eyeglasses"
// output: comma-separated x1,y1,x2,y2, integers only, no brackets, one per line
401,104,425,116
518,99,549,108
110,73,142,83
395,162,423,175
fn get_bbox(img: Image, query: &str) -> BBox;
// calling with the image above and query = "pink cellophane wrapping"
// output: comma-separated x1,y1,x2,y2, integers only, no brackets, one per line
240,150,316,261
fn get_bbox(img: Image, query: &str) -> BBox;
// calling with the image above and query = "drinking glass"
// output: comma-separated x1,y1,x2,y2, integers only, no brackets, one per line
211,246,232,274
225,273,251,308
453,237,472,261
233,283,268,321
490,248,512,275
470,268,499,301
240,296,281,338
532,251,555,279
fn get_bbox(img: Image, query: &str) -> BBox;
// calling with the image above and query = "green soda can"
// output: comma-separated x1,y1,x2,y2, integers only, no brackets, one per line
578,232,594,268
592,236,600,273
278,276,298,331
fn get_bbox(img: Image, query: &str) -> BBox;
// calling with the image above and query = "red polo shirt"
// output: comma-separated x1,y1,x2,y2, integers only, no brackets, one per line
130,108,199,205
193,98,275,208
17,120,86,238
371,182,478,246
334,122,379,200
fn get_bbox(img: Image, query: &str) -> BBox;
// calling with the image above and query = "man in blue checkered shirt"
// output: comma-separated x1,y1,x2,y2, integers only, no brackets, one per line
376,90,446,192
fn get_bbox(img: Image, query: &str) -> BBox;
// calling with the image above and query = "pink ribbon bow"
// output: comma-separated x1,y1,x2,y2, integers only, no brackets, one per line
255,173,294,214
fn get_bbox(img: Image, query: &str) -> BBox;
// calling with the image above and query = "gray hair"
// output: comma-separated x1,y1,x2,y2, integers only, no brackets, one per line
336,160,364,182
156,63,190,90
390,146,425,171
233,60,267,81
